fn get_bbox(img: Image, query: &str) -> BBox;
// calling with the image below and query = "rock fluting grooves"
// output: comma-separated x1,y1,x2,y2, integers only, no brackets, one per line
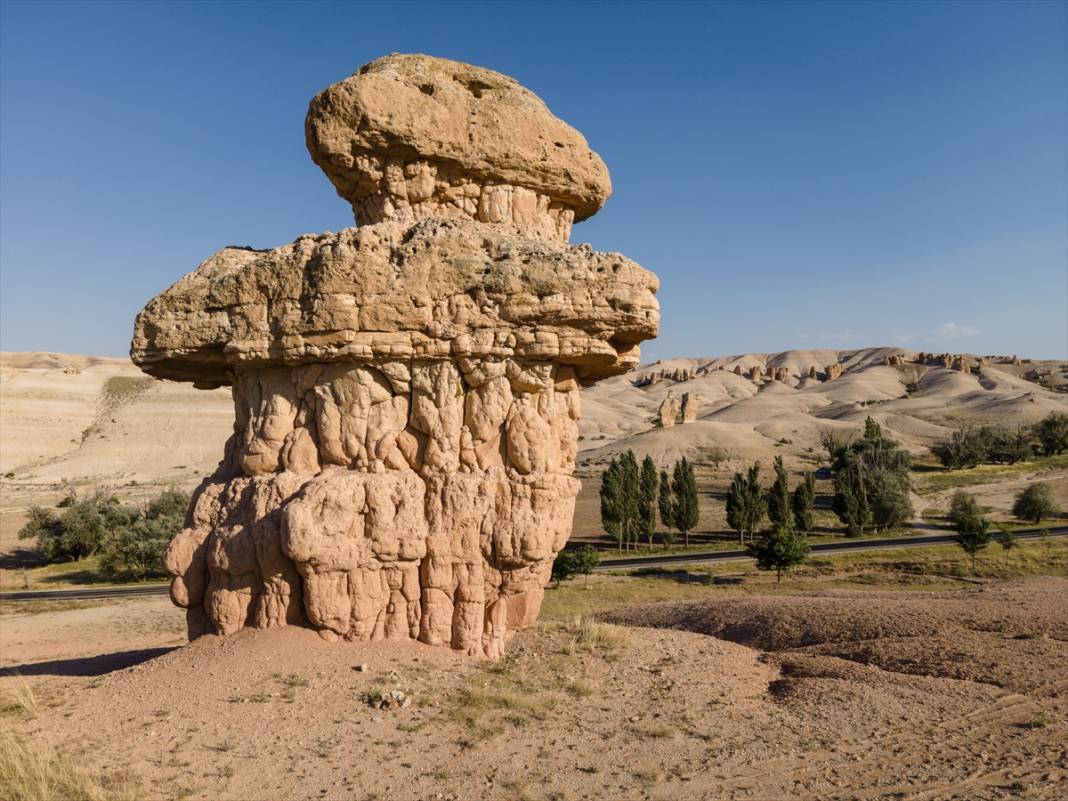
131,54,660,658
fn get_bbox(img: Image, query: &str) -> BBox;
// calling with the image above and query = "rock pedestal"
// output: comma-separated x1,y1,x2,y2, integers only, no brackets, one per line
658,393,680,427
131,54,659,658
680,392,699,423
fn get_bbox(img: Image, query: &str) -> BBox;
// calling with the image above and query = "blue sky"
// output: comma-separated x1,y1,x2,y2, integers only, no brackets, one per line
1,0,1065,361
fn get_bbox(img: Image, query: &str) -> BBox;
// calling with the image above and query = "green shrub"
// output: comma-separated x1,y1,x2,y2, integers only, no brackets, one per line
18,489,188,580
1012,483,1061,524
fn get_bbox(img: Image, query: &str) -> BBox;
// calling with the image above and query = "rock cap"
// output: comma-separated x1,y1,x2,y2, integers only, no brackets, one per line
306,54,611,236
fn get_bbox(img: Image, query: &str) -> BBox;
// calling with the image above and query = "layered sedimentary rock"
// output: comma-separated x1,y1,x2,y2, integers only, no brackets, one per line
132,54,659,658
680,392,699,423
658,394,679,427
825,363,843,381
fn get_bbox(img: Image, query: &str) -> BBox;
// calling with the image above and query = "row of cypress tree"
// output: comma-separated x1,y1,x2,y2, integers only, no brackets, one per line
724,457,816,546
600,451,699,551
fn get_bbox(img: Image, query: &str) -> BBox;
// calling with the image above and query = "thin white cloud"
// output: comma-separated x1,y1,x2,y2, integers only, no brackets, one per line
934,322,980,338
896,322,982,345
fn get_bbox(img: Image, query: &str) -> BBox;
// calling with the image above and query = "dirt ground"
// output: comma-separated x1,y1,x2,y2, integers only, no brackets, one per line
3,573,1066,801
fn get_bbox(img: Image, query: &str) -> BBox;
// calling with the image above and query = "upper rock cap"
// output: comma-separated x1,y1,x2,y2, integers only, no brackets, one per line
306,54,611,237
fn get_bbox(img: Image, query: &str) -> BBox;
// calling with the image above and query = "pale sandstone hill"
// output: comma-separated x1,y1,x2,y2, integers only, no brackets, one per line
578,348,1067,470
1,347,1063,496
0,352,232,483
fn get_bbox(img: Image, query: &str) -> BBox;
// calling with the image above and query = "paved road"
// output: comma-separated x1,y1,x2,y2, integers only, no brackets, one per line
2,526,1065,602
597,525,1068,571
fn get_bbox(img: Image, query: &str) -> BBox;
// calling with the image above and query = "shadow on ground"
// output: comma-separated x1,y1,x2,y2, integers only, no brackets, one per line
1,647,179,677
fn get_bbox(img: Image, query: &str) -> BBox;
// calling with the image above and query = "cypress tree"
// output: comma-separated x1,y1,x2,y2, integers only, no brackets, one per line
767,456,792,530
832,458,870,536
671,457,700,548
638,456,659,550
657,468,675,547
792,471,815,533
619,450,640,550
741,463,767,544
725,472,746,544
599,456,625,551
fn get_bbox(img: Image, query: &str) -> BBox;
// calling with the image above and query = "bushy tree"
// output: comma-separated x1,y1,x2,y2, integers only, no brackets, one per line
571,545,601,587
749,522,810,582
949,491,991,571
986,426,1034,465
767,456,792,530
551,549,579,587
792,471,816,533
932,427,991,470
868,469,913,531
832,418,912,534
670,457,700,548
1034,412,1068,456
638,456,659,549
997,526,1017,551
19,492,135,562
101,488,189,580
1012,483,1061,524
18,489,187,580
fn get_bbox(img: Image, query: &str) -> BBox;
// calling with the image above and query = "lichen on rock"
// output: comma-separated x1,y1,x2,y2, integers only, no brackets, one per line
134,54,659,658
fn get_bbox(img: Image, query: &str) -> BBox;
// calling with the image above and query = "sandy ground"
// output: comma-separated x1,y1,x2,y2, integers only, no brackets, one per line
2,577,1066,800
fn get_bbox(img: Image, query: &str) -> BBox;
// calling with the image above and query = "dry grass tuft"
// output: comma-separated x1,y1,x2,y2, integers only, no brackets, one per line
0,732,139,801
557,617,631,656
0,683,38,719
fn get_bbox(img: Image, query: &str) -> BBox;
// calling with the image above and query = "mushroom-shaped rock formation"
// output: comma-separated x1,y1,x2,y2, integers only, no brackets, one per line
305,53,611,243
132,55,659,659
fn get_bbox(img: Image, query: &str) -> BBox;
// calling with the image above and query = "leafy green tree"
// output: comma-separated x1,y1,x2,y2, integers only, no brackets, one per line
792,471,816,533
657,468,675,547
19,489,186,580
986,426,1034,465
740,464,767,544
619,451,641,550
868,469,913,531
725,471,746,544
19,492,135,562
932,427,991,470
767,456,793,530
1012,483,1061,524
833,460,871,536
671,457,700,548
832,418,912,534
599,456,625,551
748,522,810,582
949,491,991,571
1034,412,1068,456
601,452,642,551
997,526,1017,551
98,488,188,580
551,549,579,587
638,456,659,550
571,545,601,587
863,416,882,441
